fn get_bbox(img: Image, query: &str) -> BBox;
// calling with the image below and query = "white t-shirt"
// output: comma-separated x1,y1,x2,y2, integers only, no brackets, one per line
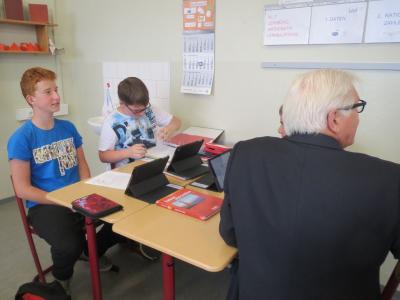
98,105,172,167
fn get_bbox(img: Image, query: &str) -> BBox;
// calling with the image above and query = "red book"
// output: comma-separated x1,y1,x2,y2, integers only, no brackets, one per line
29,4,49,23
72,193,123,218
156,188,222,221
4,0,24,20
165,133,212,147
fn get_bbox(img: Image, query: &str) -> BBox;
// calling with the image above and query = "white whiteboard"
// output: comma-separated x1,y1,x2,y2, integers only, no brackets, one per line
264,0,400,45
365,0,400,43
264,7,311,45
309,2,367,44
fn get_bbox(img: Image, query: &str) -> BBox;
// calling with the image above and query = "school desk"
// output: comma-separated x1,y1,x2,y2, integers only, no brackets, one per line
45,160,199,300
112,186,237,300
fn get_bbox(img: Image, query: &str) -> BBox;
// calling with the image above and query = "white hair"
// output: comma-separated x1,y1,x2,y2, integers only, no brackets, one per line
282,69,357,136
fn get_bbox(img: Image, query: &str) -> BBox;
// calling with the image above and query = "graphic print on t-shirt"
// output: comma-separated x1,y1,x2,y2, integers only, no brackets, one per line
112,108,157,150
32,137,78,176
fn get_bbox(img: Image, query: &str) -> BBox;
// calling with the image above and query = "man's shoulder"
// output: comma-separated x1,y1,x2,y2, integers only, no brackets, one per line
347,150,400,172
237,136,284,150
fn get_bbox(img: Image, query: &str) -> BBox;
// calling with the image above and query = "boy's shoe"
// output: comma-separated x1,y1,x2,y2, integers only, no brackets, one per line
79,253,113,272
124,240,160,261
139,244,161,261
56,278,71,295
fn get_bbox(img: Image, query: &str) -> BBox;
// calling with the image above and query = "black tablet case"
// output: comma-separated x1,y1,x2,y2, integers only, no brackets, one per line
166,140,209,180
125,157,178,203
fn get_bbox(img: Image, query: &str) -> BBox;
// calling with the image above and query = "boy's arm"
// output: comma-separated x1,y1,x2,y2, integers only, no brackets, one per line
10,159,55,205
157,116,181,141
76,146,90,180
99,144,147,163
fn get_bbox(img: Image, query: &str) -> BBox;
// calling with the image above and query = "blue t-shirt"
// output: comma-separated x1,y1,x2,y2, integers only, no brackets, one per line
7,119,83,208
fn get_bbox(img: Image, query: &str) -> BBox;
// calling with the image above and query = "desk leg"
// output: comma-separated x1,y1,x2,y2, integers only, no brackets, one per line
162,253,175,300
85,217,102,300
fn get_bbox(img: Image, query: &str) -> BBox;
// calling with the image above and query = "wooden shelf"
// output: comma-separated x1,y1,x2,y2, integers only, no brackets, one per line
0,18,57,55
0,50,49,54
0,18,57,26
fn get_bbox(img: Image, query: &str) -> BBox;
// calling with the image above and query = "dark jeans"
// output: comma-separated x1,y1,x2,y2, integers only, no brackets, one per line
28,204,124,280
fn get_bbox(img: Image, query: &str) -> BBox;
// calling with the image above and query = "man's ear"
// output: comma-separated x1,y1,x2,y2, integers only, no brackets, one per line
326,110,340,134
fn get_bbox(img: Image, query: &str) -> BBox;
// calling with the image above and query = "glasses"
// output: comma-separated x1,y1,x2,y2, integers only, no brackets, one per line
338,99,367,113
125,103,150,115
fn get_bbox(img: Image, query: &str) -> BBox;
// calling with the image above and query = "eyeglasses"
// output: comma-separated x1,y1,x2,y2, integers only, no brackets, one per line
125,103,150,115
338,99,367,113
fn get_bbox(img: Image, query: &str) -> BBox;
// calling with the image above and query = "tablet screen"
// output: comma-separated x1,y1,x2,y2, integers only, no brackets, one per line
208,150,231,191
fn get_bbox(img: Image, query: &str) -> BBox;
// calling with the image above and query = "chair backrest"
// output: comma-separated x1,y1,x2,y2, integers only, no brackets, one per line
381,261,400,300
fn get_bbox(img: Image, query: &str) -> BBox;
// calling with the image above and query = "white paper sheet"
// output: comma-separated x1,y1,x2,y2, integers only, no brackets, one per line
85,171,131,190
309,2,367,44
146,143,176,161
365,0,400,43
264,6,311,45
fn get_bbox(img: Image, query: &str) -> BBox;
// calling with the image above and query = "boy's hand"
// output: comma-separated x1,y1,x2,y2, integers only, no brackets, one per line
126,144,147,159
156,127,171,141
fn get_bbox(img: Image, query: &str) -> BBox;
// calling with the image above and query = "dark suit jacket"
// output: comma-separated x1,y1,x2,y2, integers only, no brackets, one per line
220,134,400,300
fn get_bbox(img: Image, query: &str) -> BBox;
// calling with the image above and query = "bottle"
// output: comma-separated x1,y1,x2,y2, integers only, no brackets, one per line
102,83,114,117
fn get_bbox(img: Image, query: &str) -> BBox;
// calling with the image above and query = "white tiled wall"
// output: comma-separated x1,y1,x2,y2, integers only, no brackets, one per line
102,62,170,112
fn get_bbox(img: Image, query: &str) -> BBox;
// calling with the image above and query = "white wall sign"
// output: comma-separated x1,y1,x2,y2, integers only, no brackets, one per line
365,0,400,43
309,2,367,44
264,6,311,45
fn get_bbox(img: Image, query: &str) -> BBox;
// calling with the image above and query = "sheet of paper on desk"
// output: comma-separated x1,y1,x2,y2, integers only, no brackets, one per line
146,143,176,161
85,171,131,190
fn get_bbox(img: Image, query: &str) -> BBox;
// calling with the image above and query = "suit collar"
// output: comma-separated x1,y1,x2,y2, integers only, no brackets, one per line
285,134,342,150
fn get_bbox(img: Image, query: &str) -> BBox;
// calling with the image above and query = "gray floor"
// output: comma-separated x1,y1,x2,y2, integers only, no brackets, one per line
0,198,230,300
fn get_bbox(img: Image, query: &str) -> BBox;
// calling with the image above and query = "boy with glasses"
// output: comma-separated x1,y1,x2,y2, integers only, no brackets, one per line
98,77,181,168
98,77,181,260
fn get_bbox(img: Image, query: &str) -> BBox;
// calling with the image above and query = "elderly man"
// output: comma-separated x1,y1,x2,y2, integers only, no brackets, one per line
220,69,400,300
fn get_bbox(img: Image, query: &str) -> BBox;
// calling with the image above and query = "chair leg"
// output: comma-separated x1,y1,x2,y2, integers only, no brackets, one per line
24,227,47,283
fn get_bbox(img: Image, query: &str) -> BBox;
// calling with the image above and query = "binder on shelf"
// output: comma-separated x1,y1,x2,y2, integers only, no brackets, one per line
28,4,49,23
125,156,181,203
4,0,24,20
191,149,231,192
72,193,123,219
156,188,223,221
166,140,210,180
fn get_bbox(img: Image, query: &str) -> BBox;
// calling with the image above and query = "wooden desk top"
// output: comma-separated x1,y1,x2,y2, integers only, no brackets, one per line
185,184,225,198
46,179,148,224
113,205,237,272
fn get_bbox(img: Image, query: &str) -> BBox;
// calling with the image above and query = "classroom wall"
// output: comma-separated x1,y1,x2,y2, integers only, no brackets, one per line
1,0,399,286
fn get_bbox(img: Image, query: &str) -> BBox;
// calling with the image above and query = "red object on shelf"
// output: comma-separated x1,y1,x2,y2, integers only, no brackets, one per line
9,43,21,51
0,44,7,51
29,4,49,23
25,43,36,51
20,43,28,51
4,0,24,20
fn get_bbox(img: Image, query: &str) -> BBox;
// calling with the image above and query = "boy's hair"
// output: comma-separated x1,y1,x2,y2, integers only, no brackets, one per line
20,67,56,98
118,77,149,106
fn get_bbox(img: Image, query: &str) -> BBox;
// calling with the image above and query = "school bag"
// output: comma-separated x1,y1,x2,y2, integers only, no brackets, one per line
15,280,70,300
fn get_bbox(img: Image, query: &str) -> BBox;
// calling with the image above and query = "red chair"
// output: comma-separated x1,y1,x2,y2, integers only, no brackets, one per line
10,177,52,283
381,261,400,300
